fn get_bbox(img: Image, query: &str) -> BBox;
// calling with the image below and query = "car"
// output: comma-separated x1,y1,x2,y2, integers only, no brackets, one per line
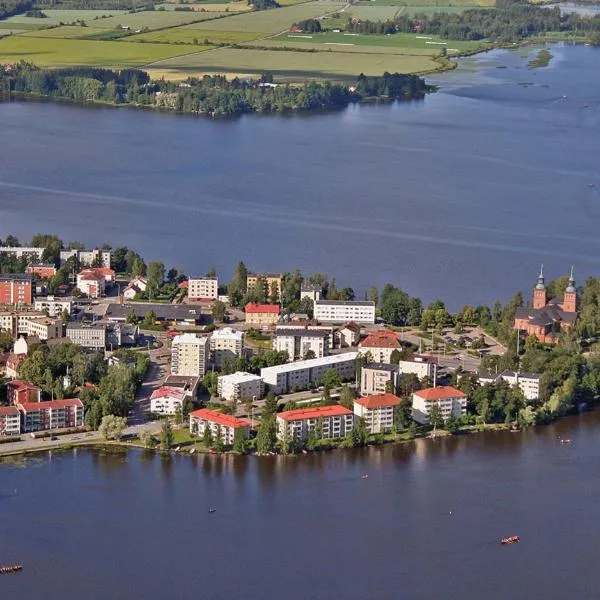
50,436,59,441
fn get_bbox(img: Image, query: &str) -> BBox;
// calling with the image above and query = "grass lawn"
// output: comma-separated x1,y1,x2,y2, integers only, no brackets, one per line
4,9,127,26
128,26,261,43
83,9,230,30
0,28,29,36
0,36,206,67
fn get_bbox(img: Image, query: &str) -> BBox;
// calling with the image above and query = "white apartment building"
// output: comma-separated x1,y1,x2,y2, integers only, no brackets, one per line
0,406,21,436
60,248,111,268
273,328,329,361
188,276,218,301
358,330,401,364
260,352,357,394
411,386,467,425
300,281,322,303
477,370,541,401
210,327,243,368
34,296,73,317
123,277,147,301
150,387,189,416
22,317,63,340
399,355,438,383
0,246,45,261
171,333,210,377
354,393,402,434
360,363,398,396
66,322,107,350
314,300,375,324
0,310,47,336
276,405,355,441
76,272,105,298
189,409,251,445
217,372,264,402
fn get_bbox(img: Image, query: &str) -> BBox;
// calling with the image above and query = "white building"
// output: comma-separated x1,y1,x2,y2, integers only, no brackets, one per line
300,281,322,303
314,300,375,324
188,276,218,301
217,372,263,402
60,248,111,268
189,409,251,445
150,387,189,416
76,271,105,298
210,327,243,368
171,333,210,378
34,296,73,317
360,363,398,396
399,355,438,383
276,405,355,441
0,406,21,436
336,322,361,348
358,330,401,364
273,327,329,361
21,317,63,340
477,370,541,401
260,352,357,394
123,277,147,301
354,393,402,434
411,386,467,425
0,246,45,261
0,310,51,337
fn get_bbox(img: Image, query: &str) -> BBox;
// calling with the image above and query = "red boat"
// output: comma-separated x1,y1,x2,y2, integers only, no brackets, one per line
501,536,520,545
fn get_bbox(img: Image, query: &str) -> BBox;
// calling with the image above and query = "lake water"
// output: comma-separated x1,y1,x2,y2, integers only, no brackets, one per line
1,44,599,307
1,411,600,599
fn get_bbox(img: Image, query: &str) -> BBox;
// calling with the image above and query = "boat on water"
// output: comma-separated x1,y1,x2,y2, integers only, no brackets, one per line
560,439,572,444
0,565,23,575
500,536,520,545
361,474,369,479
208,508,216,514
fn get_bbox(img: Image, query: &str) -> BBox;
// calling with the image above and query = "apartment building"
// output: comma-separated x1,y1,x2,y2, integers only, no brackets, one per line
245,303,280,326
0,246,44,261
76,271,105,299
7,379,42,405
273,327,329,361
189,409,251,445
398,355,438,383
123,277,147,301
171,333,210,377
276,405,355,441
411,386,467,425
34,296,73,317
188,276,218,301
360,363,398,396
18,399,84,432
314,300,375,324
336,322,361,348
210,327,243,368
21,317,64,341
60,248,111,268
217,371,264,402
300,281,322,303
246,273,283,298
0,406,21,436
260,352,357,394
26,264,57,278
0,274,33,306
150,387,190,416
66,322,107,350
358,330,401,363
477,370,541,401
0,310,46,336
354,393,401,434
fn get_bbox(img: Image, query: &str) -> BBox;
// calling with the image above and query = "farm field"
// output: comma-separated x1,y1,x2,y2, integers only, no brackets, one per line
127,26,261,43
82,10,229,29
20,25,115,38
0,35,205,66
341,5,405,19
3,9,127,26
156,1,250,9
354,0,493,5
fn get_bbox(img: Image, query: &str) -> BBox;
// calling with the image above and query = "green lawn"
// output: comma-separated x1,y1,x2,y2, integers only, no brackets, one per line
128,26,261,43
3,9,127,26
20,25,115,38
83,9,230,30
355,0,494,5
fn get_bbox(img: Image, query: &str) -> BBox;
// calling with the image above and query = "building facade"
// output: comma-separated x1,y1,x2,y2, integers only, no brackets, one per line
171,333,210,377
34,296,73,317
66,323,107,350
0,246,44,261
7,379,42,405
477,370,541,401
210,327,243,368
60,248,111,268
360,363,398,396
246,273,283,298
276,405,355,441
26,264,57,278
18,399,84,432
273,328,329,361
398,355,438,383
300,281,322,303
217,371,264,402
358,330,401,363
411,386,467,425
314,300,375,324
245,303,280,326
188,276,218,301
0,406,21,436
189,409,251,445
76,272,105,298
354,393,402,434
150,387,189,415
0,274,33,306
21,317,64,341
0,310,47,337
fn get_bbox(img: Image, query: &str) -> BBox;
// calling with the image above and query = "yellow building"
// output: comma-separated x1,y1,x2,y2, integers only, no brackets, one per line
246,273,283,298
245,303,280,326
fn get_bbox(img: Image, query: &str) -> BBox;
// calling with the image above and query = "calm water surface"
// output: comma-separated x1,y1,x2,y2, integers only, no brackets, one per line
1,44,599,307
1,413,600,599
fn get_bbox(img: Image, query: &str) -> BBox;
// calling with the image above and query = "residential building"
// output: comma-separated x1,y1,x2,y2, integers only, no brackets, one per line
171,333,210,377
7,379,42,405
276,405,354,441
411,386,467,425
163,375,200,398
360,363,398,396
314,300,375,325
336,322,361,348
65,322,136,350
0,246,45,261
260,352,357,394
189,409,251,445
60,248,111,268
0,406,21,436
34,296,73,317
21,317,64,341
26,264,57,278
513,266,578,344
476,370,541,401
76,270,105,298
398,355,439,383
246,273,283,299
188,276,218,301
300,281,322,303
0,274,33,306
123,277,147,301
245,303,280,326
150,386,190,416
0,310,47,336
217,372,264,402
105,303,207,327
5,354,25,378
354,393,402,434
273,327,329,361
18,399,84,432
210,327,243,368
277,321,335,350
358,330,401,363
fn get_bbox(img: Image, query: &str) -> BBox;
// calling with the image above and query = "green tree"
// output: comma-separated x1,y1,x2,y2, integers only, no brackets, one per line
233,427,249,454
98,415,127,440
160,418,174,449
147,261,165,288
203,371,219,397
202,422,213,447
322,368,342,389
99,364,136,417
140,430,157,449
213,425,225,451
429,404,443,430
263,391,278,416
126,309,138,325
446,413,459,433
339,385,356,409
256,414,277,453
351,417,369,447
211,300,227,323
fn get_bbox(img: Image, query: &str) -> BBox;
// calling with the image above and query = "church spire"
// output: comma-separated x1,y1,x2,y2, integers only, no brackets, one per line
566,265,576,293
535,264,545,290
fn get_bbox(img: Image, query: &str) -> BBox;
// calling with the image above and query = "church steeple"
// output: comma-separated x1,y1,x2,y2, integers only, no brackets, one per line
533,264,547,309
563,266,577,313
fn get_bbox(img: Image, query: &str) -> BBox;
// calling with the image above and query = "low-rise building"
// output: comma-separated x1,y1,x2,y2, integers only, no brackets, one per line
150,386,190,415
0,310,47,337
21,316,64,341
34,296,73,317
123,277,148,301
476,370,541,401
360,363,398,396
105,303,207,327
0,274,33,306
189,409,251,445
60,248,111,268
217,372,263,402
245,303,280,326
66,322,137,350
354,393,402,434
18,398,84,432
76,271,105,299
300,281,322,303
260,352,357,394
0,406,21,436
26,264,57,278
398,355,438,383
358,330,401,363
277,405,355,441
7,379,42,405
171,333,210,378
411,386,467,425
188,276,218,301
210,327,243,368
336,322,361,348
314,300,375,324
246,273,283,298
273,327,329,361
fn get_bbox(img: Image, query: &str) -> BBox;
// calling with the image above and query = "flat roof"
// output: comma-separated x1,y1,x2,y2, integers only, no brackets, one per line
218,371,263,384
260,352,357,375
315,300,374,307
105,303,208,322
274,328,329,338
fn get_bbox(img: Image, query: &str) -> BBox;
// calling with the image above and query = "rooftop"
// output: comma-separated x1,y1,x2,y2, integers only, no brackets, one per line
7,379,40,391
0,406,19,416
400,354,438,365
245,303,280,314
274,328,329,338
355,393,402,409
277,404,353,421
363,362,398,373
189,408,251,428
360,331,401,349
150,387,188,401
18,398,83,411
218,371,263,383
172,333,209,345
315,300,374,307
189,275,217,281
260,352,357,375
211,327,243,341
0,273,32,282
500,370,542,381
413,386,466,401
105,303,207,323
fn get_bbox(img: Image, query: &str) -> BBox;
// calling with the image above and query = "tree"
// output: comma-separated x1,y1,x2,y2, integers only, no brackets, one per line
256,414,277,453
160,418,174,449
233,427,249,454
142,310,157,328
61,308,70,323
368,286,379,307
213,425,225,451
263,391,278,416
322,368,342,389
98,415,127,440
147,261,165,288
429,404,443,430
304,349,316,360
446,413,459,433
140,430,157,449
211,300,227,323
203,371,219,397
351,417,368,447
99,364,136,417
126,309,138,325
339,385,355,409
269,280,280,304
202,423,213,447
0,330,13,352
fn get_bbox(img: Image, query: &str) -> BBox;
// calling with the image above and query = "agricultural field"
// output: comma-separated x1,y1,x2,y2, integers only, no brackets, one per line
354,0,494,5
341,5,405,19
156,1,250,9
20,25,114,37
82,9,229,29
0,35,205,66
128,26,261,43
3,9,127,26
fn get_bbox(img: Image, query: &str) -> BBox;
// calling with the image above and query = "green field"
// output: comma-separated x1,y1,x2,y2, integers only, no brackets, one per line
128,26,261,43
81,9,230,29
20,25,115,38
0,35,205,66
355,0,494,5
3,9,127,26
157,0,249,7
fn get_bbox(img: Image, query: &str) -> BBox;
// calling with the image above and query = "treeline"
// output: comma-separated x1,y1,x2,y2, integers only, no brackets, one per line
345,4,600,42
0,63,431,116
0,0,33,20
32,0,154,9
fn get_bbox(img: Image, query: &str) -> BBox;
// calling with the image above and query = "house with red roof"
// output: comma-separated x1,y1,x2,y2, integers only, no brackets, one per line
354,393,402,434
76,267,116,298
276,404,354,441
411,386,467,425
150,386,190,416
189,408,251,445
17,398,84,432
0,406,21,436
245,303,280,326
358,330,401,363
6,379,41,406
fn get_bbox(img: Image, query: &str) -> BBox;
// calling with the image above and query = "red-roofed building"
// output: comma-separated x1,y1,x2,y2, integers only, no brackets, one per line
354,393,401,434
358,330,401,363
411,386,467,425
27,264,57,279
245,303,280,326
276,404,354,441
6,379,42,406
150,386,190,416
76,267,116,298
17,398,84,432
0,406,21,436
189,408,251,445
